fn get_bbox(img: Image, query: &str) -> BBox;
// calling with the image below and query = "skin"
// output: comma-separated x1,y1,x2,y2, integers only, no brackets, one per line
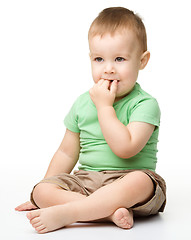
15,29,154,234
89,31,151,158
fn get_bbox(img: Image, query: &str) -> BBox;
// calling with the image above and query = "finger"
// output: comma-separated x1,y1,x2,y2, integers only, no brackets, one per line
110,80,118,94
102,80,110,88
97,79,104,85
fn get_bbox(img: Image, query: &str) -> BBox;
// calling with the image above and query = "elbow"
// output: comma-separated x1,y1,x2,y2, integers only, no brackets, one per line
113,147,138,159
116,152,135,159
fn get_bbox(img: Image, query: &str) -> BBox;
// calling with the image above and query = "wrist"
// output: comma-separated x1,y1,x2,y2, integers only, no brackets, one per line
97,105,115,119
96,104,113,112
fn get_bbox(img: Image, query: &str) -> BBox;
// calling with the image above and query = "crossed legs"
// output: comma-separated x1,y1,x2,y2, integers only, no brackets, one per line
27,171,154,233
32,183,87,208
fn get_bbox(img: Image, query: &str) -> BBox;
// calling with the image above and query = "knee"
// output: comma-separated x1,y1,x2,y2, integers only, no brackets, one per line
131,171,155,197
131,171,154,189
132,170,151,181
122,171,154,194
32,183,58,207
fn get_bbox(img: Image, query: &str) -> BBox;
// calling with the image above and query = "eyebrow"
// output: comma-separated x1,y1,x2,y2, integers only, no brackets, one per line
89,53,102,59
90,52,131,57
90,52,101,56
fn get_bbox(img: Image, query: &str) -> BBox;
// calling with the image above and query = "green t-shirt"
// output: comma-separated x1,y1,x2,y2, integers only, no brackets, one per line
64,83,160,172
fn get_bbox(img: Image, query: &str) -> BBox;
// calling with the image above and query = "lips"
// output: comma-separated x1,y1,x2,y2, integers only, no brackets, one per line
105,79,119,90
104,79,119,82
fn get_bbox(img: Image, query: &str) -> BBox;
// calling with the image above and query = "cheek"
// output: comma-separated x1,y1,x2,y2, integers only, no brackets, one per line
119,67,131,79
120,64,138,80
91,64,101,82
92,70,99,82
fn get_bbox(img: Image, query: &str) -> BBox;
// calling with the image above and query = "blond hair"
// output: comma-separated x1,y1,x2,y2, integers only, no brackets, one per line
88,7,147,53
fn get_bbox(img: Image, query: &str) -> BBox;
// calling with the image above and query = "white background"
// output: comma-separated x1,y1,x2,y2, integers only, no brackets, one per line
0,0,191,239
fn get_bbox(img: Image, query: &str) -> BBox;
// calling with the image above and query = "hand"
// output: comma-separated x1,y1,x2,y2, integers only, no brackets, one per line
15,201,38,211
89,79,118,109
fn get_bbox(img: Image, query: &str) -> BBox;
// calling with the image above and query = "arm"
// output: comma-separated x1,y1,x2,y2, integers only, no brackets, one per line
89,80,154,158
96,106,154,158
44,129,80,178
15,129,80,211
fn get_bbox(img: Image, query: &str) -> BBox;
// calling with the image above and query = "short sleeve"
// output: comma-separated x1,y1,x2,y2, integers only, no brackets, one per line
129,98,161,127
64,99,80,133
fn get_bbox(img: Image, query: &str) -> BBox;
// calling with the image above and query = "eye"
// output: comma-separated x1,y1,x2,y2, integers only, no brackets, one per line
115,57,125,62
95,57,104,62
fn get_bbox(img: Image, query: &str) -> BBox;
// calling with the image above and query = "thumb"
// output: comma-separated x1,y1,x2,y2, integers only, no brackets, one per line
110,80,118,95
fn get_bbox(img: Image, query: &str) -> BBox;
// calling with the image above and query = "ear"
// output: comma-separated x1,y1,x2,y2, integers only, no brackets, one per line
140,51,150,70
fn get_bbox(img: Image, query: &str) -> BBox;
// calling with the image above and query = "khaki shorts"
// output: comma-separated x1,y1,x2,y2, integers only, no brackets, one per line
31,169,166,217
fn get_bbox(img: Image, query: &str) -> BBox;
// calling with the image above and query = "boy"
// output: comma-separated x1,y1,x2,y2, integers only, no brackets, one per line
15,7,166,234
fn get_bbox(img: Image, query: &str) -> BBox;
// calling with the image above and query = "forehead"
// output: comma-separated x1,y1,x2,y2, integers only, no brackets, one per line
89,30,140,54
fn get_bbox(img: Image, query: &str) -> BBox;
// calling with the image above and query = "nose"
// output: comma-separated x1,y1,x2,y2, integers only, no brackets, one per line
104,62,115,74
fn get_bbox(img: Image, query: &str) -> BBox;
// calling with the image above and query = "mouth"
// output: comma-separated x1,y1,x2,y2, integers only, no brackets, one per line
105,79,119,90
104,79,120,83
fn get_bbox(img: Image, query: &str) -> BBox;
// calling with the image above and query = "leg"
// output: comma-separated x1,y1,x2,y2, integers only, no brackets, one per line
31,179,133,229
92,208,134,229
32,182,87,208
15,201,38,211
27,171,154,233
15,183,86,211
74,171,154,221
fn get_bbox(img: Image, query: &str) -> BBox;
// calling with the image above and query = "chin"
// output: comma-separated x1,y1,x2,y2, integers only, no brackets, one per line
116,91,130,99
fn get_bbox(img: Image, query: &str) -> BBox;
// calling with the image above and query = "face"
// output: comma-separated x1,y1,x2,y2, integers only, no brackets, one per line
89,30,148,101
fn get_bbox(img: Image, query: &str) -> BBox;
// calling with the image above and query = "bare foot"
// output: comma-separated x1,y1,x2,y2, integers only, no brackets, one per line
15,201,38,211
110,208,134,229
26,205,133,234
26,204,77,234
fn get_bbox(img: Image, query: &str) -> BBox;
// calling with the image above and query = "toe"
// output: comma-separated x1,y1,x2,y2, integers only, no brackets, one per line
33,222,43,228
38,228,48,234
26,210,40,220
26,212,32,220
35,225,47,234
31,217,42,228
30,217,41,225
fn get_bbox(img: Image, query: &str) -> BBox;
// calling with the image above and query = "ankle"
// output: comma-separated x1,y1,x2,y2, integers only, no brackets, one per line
63,202,79,224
